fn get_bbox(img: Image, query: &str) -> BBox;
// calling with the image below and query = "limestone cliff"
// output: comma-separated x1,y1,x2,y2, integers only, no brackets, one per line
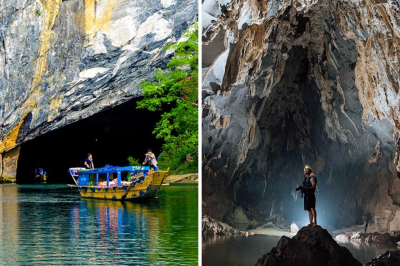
0,0,197,181
202,0,400,232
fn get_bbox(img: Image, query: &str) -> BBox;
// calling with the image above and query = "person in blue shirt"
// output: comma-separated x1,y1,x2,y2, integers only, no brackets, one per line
34,168,46,183
84,153,94,169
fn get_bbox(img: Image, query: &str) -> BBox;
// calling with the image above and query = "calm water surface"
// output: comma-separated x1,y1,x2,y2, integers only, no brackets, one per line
0,184,198,265
203,233,398,265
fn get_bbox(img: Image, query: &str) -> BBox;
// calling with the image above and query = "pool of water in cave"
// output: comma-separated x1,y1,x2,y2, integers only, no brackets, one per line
202,232,398,265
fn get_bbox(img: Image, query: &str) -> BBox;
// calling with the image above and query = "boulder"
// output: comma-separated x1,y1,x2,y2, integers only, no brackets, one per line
256,225,362,266
364,251,400,266
202,216,238,235
355,232,393,244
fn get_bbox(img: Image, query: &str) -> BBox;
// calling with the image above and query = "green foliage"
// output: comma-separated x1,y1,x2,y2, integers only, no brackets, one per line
137,22,198,174
127,156,140,166
35,9,41,16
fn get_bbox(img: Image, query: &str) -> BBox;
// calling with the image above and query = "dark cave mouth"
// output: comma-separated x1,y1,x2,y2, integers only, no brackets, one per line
16,98,164,184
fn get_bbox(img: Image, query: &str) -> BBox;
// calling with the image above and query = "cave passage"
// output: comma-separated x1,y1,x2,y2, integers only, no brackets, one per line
16,98,164,184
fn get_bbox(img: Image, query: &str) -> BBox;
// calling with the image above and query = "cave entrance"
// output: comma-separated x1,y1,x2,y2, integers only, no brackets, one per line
16,98,163,184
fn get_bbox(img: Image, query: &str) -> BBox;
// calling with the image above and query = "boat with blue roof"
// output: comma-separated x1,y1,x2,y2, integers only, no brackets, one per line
68,165,169,200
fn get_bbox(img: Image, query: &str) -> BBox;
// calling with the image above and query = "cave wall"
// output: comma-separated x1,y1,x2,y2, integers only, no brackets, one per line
202,0,400,232
0,0,197,181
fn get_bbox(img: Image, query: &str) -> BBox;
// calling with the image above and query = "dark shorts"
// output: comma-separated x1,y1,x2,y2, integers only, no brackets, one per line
304,193,316,210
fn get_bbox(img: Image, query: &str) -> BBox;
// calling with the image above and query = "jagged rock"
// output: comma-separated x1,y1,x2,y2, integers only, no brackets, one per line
359,232,393,244
255,225,362,266
335,234,349,242
364,251,400,266
256,214,288,230
351,232,362,240
202,0,400,233
202,216,238,235
0,0,198,181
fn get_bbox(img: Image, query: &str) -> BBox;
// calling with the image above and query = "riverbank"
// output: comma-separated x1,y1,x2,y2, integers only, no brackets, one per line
164,173,198,184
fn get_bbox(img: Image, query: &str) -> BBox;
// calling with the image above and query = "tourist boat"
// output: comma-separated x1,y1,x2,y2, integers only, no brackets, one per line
67,166,169,200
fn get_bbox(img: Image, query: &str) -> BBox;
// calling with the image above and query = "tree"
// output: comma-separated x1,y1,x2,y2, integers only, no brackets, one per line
136,22,198,173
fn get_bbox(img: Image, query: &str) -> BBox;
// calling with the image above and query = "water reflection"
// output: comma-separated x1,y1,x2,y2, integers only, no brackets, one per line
0,185,20,262
0,184,198,265
203,233,399,265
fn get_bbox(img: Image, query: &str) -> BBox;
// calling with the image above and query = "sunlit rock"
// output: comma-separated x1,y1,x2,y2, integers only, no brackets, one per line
0,0,198,181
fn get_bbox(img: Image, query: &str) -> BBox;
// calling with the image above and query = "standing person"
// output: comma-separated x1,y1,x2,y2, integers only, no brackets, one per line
84,153,94,169
142,149,158,171
302,166,317,227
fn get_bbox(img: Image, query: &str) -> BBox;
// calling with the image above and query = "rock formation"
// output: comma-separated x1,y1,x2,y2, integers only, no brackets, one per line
255,225,362,266
202,215,239,235
0,0,197,181
365,250,400,266
202,0,400,232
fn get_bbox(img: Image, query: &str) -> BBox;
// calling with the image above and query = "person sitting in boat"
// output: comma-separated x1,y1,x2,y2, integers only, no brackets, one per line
34,168,46,183
84,153,94,169
143,149,158,171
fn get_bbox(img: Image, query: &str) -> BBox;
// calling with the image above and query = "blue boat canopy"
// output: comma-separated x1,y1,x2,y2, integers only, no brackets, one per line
68,165,151,187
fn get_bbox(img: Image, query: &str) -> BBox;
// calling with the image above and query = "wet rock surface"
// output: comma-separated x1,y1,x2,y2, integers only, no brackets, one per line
202,215,239,235
255,225,362,266
364,251,400,266
202,0,400,232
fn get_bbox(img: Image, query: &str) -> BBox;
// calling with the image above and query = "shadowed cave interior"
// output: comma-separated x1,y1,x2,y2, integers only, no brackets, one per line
16,98,163,184
202,14,400,232
202,1,400,265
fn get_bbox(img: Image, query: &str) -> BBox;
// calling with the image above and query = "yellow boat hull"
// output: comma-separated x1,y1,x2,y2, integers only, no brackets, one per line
75,170,168,200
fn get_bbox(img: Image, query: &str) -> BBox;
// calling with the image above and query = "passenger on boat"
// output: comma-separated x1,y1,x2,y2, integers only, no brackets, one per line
34,168,45,183
143,149,158,171
84,153,94,169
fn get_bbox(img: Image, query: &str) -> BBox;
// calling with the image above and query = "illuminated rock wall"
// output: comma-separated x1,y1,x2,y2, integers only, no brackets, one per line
202,0,400,232
0,0,197,181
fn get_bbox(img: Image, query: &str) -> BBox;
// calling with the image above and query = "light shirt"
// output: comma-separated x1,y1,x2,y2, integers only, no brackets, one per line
146,154,158,166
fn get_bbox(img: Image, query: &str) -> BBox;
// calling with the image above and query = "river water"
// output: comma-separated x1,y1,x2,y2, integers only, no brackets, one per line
0,184,198,265
202,233,398,265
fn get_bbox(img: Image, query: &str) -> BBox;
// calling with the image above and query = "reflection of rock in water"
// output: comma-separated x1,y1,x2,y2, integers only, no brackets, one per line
256,225,362,266
334,226,400,245
364,251,400,266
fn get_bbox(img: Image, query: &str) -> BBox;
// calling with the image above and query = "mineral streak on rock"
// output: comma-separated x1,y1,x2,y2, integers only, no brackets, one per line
0,0,197,181
202,0,400,231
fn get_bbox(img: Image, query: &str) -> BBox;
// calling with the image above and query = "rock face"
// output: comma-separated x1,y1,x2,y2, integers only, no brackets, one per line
0,0,197,181
202,215,238,235
256,225,362,266
202,0,400,231
365,251,400,266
